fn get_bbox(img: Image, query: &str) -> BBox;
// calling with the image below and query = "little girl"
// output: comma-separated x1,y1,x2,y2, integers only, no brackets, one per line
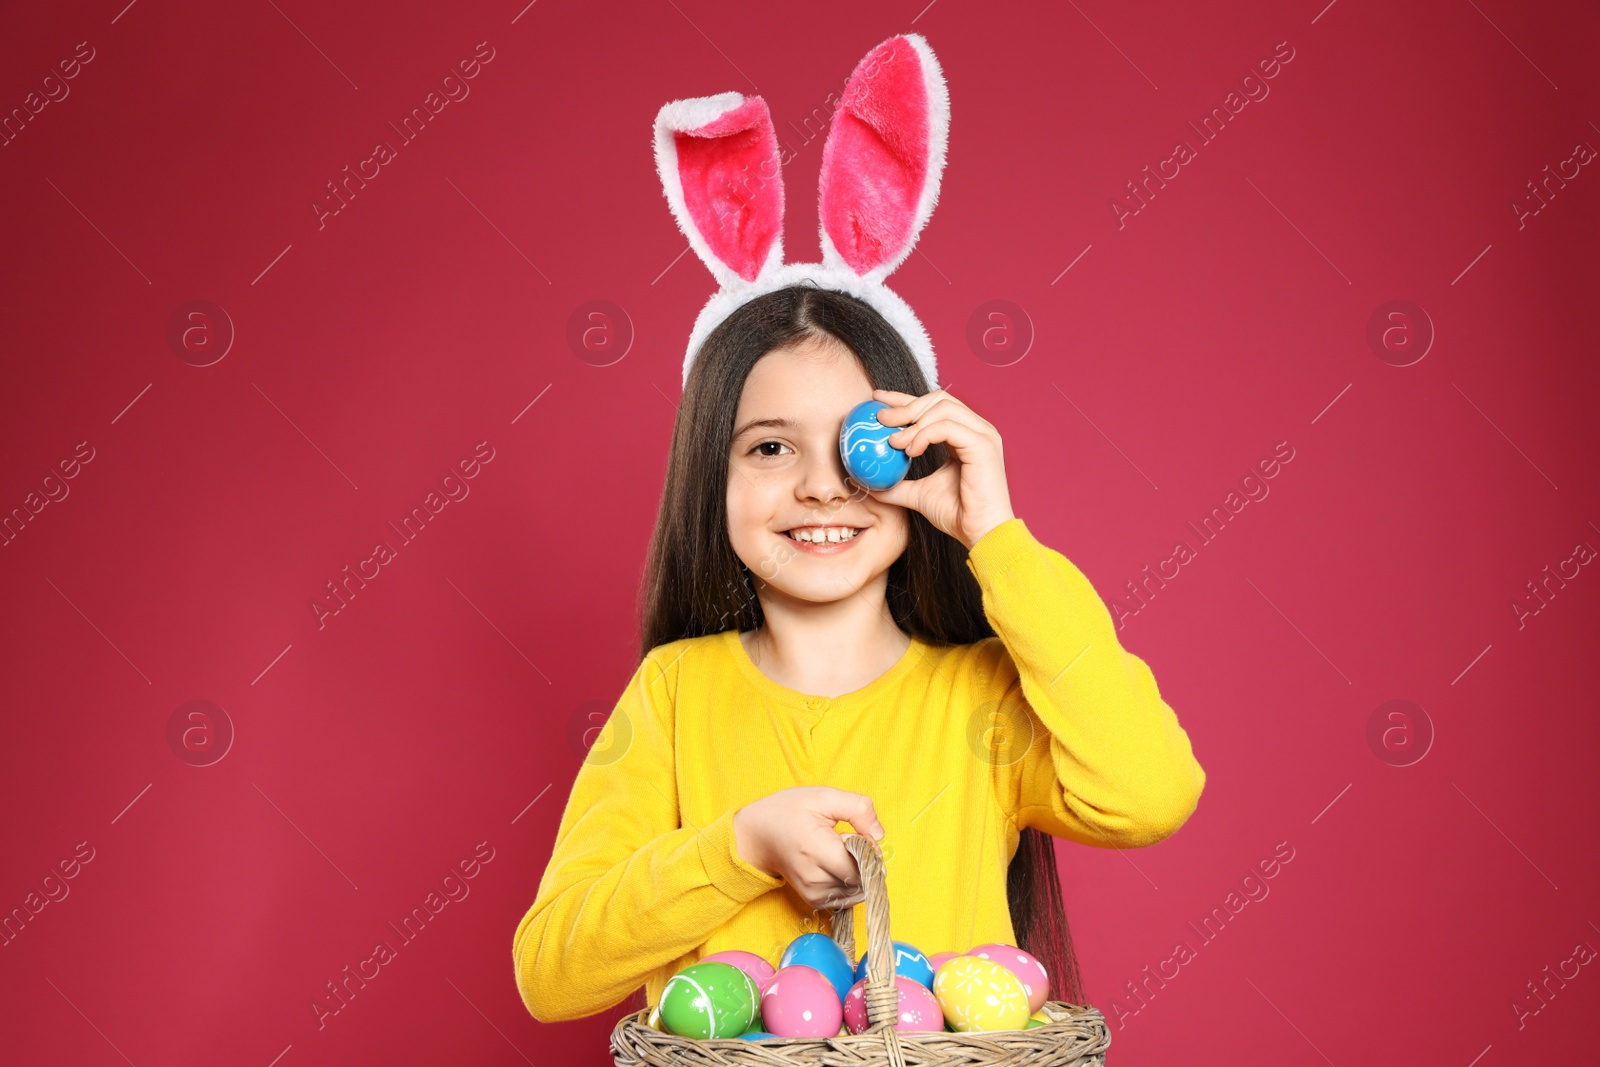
511,284,1206,1023
515,32,1204,1027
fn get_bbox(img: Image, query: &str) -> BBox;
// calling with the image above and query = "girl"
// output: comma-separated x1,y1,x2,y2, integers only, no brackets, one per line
514,32,1204,1027
511,284,1206,1023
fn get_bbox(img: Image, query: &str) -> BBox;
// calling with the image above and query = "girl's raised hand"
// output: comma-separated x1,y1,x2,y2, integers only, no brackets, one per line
732,786,886,911
859,388,1016,549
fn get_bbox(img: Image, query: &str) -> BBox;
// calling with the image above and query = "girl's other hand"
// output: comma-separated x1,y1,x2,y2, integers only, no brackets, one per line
861,388,1016,550
732,786,886,911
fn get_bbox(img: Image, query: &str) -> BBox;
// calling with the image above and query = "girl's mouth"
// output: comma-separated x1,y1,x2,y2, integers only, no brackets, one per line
782,526,864,555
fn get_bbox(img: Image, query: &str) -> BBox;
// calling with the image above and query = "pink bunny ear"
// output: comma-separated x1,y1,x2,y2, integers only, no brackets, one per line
654,92,785,286
818,34,950,282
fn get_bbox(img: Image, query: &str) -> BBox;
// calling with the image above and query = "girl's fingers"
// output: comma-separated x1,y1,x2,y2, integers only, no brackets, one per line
888,406,992,452
825,790,885,841
891,416,987,459
872,389,969,427
861,474,917,510
881,400,995,451
809,836,864,890
831,888,866,909
866,460,956,517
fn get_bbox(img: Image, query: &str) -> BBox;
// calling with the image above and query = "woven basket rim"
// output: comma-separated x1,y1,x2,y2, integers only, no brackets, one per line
617,999,1108,1038
610,1002,1112,1066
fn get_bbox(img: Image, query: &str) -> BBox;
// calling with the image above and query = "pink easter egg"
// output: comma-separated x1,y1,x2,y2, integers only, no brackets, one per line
702,950,778,994
926,950,966,975
761,964,844,1038
967,943,1050,1013
842,974,945,1034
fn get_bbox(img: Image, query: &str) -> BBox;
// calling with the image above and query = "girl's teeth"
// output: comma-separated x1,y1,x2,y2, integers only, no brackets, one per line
788,527,859,542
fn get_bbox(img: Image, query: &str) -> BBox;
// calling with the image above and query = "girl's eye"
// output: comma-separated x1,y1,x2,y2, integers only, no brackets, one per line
750,440,792,458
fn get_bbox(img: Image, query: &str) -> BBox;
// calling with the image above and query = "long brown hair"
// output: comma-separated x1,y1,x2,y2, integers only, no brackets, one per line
628,283,1085,1011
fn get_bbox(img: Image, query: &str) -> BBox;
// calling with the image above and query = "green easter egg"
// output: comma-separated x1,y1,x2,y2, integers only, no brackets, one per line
659,962,760,1039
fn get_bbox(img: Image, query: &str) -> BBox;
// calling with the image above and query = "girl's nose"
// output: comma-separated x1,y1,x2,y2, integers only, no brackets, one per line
796,443,852,504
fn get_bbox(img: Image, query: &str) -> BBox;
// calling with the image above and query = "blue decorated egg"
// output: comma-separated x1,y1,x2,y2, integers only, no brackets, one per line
778,932,854,1003
839,400,910,491
853,940,936,989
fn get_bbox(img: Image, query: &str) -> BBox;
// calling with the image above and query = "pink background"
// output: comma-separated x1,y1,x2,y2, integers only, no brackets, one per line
2,1,1596,1064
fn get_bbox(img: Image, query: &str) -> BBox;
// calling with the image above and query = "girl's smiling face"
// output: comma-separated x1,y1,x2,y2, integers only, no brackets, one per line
726,335,910,604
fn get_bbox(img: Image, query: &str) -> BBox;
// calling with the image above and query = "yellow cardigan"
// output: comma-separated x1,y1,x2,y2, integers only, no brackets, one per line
512,518,1205,1023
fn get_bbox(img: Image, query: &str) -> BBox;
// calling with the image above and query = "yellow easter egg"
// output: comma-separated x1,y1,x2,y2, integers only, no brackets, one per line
932,956,1030,1032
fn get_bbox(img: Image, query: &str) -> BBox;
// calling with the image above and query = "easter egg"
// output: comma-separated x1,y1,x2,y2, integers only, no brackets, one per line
703,950,778,994
646,1004,664,1031
761,964,845,1038
659,961,760,1039
933,955,1030,1032
778,933,854,1003
738,1031,776,1041
927,950,965,974
967,943,1050,1013
840,400,910,491
842,974,944,1033
853,941,936,990
1026,1009,1052,1029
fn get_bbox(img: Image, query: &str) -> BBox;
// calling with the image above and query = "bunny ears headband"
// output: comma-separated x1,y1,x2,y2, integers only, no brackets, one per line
653,33,950,389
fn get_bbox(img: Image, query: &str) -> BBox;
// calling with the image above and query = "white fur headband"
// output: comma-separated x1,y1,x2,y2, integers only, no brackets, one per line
653,33,950,389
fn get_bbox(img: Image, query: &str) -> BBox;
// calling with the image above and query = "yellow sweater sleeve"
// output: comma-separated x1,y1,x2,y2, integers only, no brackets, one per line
965,518,1206,848
511,646,785,1023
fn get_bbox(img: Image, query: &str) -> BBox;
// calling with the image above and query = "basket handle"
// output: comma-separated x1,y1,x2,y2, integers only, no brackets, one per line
829,833,900,1031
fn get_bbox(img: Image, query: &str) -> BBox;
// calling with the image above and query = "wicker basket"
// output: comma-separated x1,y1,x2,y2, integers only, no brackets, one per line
610,832,1109,1067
